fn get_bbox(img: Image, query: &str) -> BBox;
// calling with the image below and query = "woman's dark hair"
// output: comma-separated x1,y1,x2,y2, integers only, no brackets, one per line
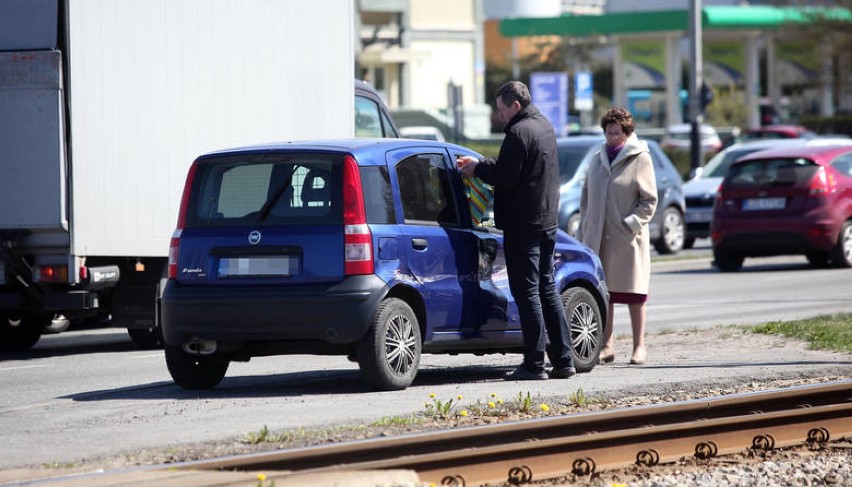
600,106,635,135
495,81,531,108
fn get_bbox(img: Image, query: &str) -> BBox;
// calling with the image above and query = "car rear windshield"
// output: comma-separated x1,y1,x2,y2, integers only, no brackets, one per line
186,154,344,227
725,157,818,189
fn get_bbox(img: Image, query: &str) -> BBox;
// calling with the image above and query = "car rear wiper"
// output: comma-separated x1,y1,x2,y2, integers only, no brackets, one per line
256,167,298,222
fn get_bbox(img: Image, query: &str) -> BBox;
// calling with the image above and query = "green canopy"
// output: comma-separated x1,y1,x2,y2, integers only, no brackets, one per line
499,6,852,37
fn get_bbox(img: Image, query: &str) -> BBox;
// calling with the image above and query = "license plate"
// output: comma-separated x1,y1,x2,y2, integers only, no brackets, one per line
742,197,785,211
685,208,713,223
219,256,296,277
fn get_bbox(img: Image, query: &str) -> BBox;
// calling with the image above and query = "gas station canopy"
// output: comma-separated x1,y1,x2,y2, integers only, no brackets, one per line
500,5,852,37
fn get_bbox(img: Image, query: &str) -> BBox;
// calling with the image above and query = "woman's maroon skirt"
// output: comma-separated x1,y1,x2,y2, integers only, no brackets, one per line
609,292,648,304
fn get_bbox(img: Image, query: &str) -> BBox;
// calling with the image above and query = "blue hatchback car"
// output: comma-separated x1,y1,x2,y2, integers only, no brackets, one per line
162,139,608,391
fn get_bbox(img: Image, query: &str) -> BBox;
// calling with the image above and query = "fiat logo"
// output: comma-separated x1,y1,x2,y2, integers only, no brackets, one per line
248,230,262,245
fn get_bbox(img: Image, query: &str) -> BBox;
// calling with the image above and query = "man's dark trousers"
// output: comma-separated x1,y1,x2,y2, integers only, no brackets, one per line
503,227,575,373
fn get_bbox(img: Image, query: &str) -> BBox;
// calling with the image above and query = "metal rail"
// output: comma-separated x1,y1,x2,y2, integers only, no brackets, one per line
15,381,849,486
175,380,852,486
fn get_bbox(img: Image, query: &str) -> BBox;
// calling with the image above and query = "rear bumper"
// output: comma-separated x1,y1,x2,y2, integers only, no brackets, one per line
712,215,840,255
161,275,388,346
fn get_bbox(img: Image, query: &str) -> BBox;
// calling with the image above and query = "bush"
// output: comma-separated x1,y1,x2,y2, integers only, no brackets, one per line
800,114,852,136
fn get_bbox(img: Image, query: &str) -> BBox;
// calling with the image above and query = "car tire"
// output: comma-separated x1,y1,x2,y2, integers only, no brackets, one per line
357,297,421,391
564,212,581,238
806,251,831,268
713,248,744,272
0,314,45,351
829,221,852,268
165,345,229,390
561,287,602,373
683,236,696,250
653,207,685,255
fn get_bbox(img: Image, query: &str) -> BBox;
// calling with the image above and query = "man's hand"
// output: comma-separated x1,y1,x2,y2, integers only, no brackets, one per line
456,156,479,178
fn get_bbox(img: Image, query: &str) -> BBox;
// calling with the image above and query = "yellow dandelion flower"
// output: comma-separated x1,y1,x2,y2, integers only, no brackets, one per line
460,410,468,417
457,395,463,400
540,404,550,412
257,473,267,481
429,393,436,399
490,392,497,398
498,399,504,404
488,402,496,408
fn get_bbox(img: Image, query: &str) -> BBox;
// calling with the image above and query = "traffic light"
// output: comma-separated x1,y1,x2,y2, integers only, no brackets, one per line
700,83,714,110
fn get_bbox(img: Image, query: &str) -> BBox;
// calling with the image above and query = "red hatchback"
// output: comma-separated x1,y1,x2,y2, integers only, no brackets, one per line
711,144,852,271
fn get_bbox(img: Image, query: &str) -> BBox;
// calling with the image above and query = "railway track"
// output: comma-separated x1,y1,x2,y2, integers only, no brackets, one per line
15,380,852,486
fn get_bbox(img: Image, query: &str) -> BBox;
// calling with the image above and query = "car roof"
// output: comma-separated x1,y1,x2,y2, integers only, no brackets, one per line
197,138,479,165
733,143,852,165
557,135,604,147
745,124,808,135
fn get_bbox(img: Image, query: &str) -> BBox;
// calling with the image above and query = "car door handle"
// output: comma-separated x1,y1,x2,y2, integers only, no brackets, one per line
411,238,428,250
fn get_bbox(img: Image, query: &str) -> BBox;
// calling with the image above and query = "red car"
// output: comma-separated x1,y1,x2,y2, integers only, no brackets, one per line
711,144,852,271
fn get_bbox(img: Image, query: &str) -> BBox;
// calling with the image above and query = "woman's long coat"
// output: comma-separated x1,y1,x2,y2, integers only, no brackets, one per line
578,134,658,294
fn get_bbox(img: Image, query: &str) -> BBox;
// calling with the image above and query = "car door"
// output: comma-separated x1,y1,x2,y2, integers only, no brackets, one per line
388,148,516,344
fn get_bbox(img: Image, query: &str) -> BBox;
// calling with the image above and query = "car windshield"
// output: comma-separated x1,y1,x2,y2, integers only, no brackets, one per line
726,157,818,188
558,145,595,183
700,147,766,178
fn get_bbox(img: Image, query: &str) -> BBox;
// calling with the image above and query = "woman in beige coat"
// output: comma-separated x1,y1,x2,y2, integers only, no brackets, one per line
578,107,657,365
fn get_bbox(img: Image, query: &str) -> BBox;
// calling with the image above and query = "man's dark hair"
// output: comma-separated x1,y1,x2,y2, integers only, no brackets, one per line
496,81,531,108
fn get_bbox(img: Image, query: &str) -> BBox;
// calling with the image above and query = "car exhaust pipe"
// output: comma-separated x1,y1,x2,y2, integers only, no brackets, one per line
182,336,217,355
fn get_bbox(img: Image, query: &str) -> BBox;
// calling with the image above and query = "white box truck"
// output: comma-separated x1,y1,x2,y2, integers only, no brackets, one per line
0,0,361,350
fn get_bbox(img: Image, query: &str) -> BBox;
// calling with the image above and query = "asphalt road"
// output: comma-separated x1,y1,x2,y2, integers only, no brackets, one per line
1,249,851,470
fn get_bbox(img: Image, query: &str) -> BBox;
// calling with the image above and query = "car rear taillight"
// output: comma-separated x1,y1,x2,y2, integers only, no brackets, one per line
808,166,836,195
168,161,199,279
342,155,373,275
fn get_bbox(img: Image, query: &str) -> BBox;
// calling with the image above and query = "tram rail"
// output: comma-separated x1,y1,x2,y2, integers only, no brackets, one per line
15,380,852,486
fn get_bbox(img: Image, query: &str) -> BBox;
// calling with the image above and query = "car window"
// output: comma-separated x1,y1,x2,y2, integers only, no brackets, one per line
380,110,399,138
396,153,459,225
727,157,818,188
557,145,593,183
831,153,852,177
703,147,764,178
187,155,342,227
355,95,383,137
360,166,396,224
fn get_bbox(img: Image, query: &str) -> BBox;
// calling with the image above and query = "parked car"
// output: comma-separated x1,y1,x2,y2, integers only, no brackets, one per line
400,126,446,142
711,144,852,271
556,136,687,254
684,138,852,248
660,123,722,155
355,80,399,138
722,124,815,148
161,139,608,391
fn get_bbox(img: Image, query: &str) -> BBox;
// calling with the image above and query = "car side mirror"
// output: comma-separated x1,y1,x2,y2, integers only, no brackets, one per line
689,167,704,180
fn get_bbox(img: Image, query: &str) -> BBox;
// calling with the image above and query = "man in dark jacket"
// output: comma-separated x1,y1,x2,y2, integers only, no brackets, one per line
458,80,576,380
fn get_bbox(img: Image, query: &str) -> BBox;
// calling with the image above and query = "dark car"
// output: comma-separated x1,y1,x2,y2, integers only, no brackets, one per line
162,139,608,391
355,80,399,138
711,144,852,271
557,136,687,254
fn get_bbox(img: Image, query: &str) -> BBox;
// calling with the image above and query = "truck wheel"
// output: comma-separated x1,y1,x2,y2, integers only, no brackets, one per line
128,327,163,349
165,345,229,390
356,298,421,391
561,287,602,373
0,314,45,351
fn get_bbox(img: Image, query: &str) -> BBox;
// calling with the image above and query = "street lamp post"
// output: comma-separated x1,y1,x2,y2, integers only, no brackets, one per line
688,0,704,171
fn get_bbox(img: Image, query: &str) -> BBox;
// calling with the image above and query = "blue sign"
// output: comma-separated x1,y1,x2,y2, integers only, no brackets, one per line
530,72,568,136
575,71,593,111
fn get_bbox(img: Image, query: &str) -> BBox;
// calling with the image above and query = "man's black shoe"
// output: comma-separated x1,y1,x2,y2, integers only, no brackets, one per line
548,366,577,379
505,366,548,381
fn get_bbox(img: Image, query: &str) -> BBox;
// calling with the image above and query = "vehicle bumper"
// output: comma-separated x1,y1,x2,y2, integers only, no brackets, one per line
712,216,839,255
161,275,388,346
